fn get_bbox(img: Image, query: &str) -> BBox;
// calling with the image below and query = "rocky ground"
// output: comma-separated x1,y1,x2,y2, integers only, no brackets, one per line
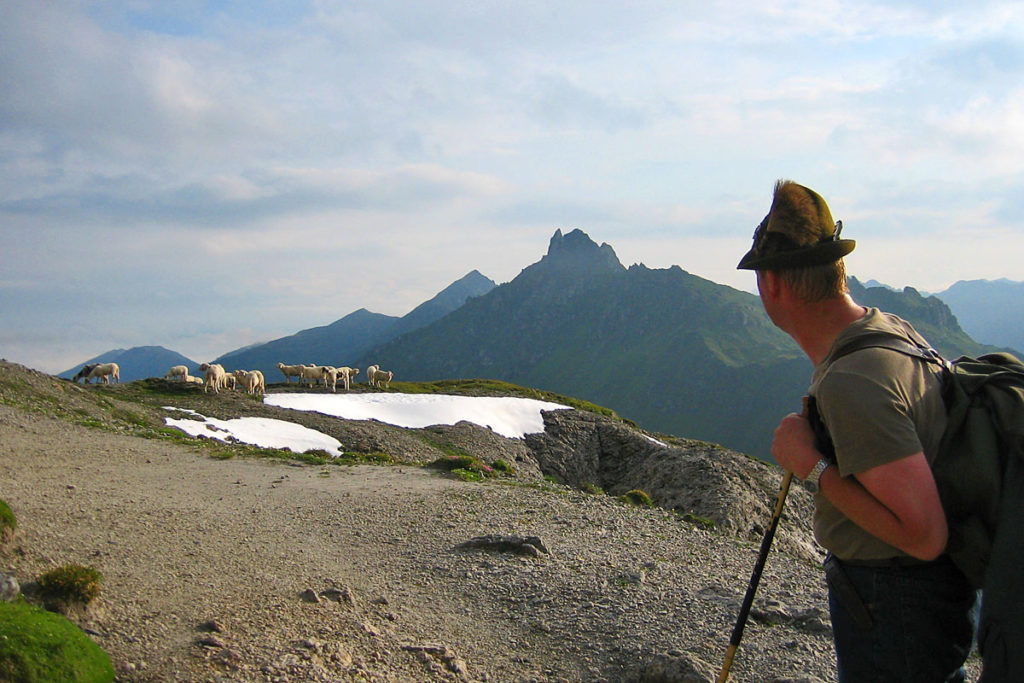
0,361,849,681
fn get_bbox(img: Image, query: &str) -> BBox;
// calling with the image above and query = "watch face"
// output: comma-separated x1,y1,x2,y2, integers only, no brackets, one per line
803,479,818,494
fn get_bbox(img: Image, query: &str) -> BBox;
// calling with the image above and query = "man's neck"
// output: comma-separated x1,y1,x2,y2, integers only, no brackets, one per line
787,295,867,365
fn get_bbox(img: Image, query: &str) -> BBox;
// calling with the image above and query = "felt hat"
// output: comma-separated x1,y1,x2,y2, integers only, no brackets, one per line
737,180,855,270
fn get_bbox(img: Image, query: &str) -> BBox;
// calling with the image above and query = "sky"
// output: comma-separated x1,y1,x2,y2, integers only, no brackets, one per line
3,1,1024,374
163,393,573,453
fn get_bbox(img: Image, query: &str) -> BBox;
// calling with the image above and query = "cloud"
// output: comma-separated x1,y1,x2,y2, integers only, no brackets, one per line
2,1,1023,374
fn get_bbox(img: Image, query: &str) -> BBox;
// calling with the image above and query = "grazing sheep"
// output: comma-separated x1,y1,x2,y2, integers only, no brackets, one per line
369,368,393,389
277,362,304,383
199,362,227,394
165,365,189,382
299,364,327,389
73,362,120,385
337,366,359,392
365,364,380,386
72,364,98,384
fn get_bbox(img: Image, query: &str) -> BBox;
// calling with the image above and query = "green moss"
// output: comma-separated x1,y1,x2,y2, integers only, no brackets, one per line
451,468,483,482
427,454,503,480
429,455,477,471
0,498,15,536
682,513,716,529
619,489,653,507
490,459,514,474
0,600,114,682
38,565,102,605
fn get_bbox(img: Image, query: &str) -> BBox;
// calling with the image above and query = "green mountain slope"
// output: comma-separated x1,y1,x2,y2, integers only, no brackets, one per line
357,230,809,458
356,230,996,461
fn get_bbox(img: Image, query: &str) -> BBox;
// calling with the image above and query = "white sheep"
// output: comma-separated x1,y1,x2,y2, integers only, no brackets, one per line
299,364,327,389
73,362,120,385
337,366,359,392
320,366,339,393
277,362,305,383
252,370,266,395
165,365,190,382
233,369,264,395
365,364,380,386
199,362,227,394
369,368,393,389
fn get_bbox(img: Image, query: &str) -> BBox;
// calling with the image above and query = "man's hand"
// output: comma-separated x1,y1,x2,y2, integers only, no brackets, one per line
771,412,820,479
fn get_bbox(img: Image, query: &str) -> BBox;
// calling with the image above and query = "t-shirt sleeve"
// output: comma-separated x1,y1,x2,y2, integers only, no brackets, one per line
816,364,924,476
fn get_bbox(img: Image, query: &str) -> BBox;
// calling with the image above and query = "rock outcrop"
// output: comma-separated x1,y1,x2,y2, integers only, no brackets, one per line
525,409,821,561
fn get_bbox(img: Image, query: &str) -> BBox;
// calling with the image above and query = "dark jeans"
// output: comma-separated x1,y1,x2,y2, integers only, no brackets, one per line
826,555,978,683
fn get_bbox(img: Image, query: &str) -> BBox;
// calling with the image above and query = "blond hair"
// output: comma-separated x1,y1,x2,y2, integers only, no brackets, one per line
777,259,848,302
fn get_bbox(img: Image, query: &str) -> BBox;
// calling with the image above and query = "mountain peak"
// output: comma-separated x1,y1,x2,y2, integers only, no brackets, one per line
541,229,623,274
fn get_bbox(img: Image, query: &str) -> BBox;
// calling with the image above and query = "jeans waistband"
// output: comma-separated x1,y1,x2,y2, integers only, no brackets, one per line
837,554,940,569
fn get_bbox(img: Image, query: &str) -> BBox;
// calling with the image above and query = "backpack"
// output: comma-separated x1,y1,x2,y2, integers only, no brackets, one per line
805,331,1024,682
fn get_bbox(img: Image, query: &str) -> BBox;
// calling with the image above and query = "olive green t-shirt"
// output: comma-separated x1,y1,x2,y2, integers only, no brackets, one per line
807,308,947,560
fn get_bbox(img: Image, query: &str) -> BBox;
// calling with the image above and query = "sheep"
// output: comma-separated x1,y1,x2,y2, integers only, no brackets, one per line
369,368,393,389
337,366,359,391
165,365,189,382
72,364,98,384
365,365,380,386
299,364,327,389
317,366,338,393
199,362,227,394
252,370,266,395
277,362,305,383
233,369,264,395
73,362,120,385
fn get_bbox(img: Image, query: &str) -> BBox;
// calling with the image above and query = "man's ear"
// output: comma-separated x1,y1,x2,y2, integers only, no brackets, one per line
758,270,782,300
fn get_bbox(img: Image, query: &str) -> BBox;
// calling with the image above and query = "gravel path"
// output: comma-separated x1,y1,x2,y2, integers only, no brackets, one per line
0,402,842,682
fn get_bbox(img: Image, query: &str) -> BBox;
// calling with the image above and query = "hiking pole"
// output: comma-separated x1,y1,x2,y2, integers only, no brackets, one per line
716,468,794,683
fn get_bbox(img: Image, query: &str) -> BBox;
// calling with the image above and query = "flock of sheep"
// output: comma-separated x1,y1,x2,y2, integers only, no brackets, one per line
275,362,394,392
70,360,396,396
161,362,395,395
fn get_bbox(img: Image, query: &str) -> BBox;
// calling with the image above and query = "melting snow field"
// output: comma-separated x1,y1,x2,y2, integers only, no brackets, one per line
264,392,569,439
164,408,345,456
164,393,570,457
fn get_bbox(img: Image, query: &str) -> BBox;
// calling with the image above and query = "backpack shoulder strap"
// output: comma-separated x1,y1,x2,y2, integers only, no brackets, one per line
805,330,948,464
829,331,949,369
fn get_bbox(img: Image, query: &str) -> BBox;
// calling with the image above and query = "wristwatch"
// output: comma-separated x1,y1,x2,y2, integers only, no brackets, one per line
803,458,830,493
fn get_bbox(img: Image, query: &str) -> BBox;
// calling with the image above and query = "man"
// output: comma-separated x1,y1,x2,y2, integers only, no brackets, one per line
738,180,977,682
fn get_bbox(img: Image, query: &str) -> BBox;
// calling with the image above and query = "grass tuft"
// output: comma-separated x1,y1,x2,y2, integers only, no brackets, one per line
38,564,102,606
619,489,653,507
0,499,16,539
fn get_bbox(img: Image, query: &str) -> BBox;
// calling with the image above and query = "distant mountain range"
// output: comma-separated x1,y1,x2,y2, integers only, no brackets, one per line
211,270,496,374
60,230,1016,461
58,346,198,384
931,279,1024,353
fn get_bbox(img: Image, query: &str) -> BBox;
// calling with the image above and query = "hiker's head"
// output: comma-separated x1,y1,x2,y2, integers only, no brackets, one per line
738,180,854,302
